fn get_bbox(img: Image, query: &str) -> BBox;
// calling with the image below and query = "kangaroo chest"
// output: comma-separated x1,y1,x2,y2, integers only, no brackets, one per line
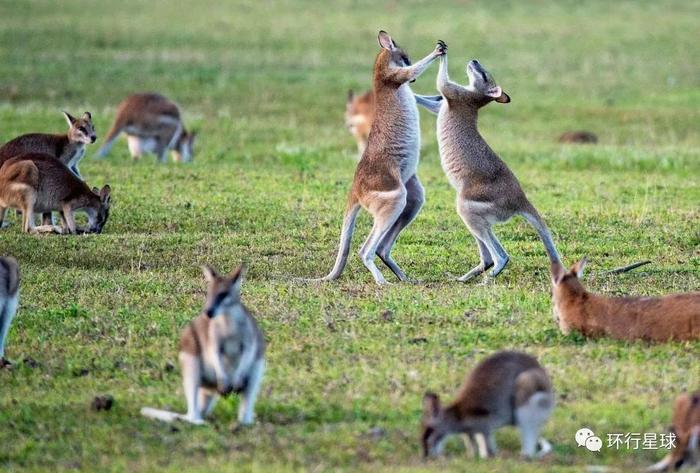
396,84,421,181
59,144,85,169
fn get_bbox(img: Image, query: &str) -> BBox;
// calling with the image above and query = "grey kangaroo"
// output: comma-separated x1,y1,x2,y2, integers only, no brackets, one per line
0,256,20,368
417,53,561,281
141,265,265,425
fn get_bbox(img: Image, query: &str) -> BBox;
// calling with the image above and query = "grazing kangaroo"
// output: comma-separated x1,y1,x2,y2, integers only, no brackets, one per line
416,54,561,281
313,32,446,285
647,390,700,472
141,265,265,425
421,351,554,459
0,256,19,368
0,153,111,234
0,111,96,177
0,111,96,226
551,258,700,342
96,93,195,163
345,89,374,157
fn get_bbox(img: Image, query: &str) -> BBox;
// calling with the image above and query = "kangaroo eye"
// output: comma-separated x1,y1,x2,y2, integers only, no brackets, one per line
79,127,87,133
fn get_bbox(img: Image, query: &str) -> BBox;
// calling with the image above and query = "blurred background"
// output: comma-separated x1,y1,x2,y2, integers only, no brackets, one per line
1,0,698,156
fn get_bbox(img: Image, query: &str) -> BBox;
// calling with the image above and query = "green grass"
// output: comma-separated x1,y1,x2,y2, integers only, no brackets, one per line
0,0,699,471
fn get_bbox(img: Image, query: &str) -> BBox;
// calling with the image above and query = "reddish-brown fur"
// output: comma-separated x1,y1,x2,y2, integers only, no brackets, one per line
345,89,374,155
551,259,700,342
0,153,111,234
648,390,700,471
98,93,195,162
0,111,96,171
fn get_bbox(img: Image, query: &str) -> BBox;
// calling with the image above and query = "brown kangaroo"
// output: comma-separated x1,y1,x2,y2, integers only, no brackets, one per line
96,93,195,163
421,351,554,459
647,390,700,471
0,153,111,234
551,258,700,341
311,32,446,284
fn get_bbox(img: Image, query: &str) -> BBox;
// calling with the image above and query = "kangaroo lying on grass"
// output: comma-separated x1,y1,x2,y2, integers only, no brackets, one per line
647,390,700,472
551,258,700,341
97,93,195,163
0,256,19,369
142,265,265,425
416,54,561,281
313,32,446,285
421,351,554,459
0,153,111,234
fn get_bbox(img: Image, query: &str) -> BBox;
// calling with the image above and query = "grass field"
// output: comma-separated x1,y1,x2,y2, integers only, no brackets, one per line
0,0,699,471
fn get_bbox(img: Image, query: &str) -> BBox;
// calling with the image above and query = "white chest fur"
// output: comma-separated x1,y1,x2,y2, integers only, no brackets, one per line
396,83,421,182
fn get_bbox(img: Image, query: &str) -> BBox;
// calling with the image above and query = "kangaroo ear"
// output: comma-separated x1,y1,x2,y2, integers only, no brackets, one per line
92,186,99,194
570,257,588,279
422,392,441,419
99,185,111,205
377,30,395,51
551,262,566,285
63,111,76,126
486,86,510,104
82,111,92,121
228,264,246,295
202,265,219,283
495,91,511,103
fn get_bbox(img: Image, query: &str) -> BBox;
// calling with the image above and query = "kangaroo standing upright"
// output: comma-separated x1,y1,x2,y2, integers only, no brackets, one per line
421,351,554,459
0,256,19,368
314,32,446,284
417,54,560,281
96,93,195,163
141,265,265,425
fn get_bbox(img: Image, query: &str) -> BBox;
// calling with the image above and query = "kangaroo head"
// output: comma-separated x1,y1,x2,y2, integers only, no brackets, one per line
202,265,245,318
464,60,510,107
345,91,373,140
88,185,111,234
174,129,196,163
377,30,412,69
420,392,455,457
64,111,97,144
550,258,588,332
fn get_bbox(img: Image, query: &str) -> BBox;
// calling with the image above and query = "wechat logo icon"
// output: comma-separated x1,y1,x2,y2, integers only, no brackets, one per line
576,427,603,452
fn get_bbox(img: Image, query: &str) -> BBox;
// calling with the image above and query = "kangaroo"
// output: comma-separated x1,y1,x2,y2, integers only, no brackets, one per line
647,390,700,472
312,32,446,285
0,256,20,368
551,258,700,341
416,54,561,281
0,153,111,234
421,351,554,459
96,93,196,163
0,111,96,177
141,265,265,425
345,89,374,157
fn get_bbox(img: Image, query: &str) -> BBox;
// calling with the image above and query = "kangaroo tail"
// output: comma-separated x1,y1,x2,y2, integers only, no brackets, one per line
140,407,185,423
308,197,361,282
645,454,674,472
520,206,561,266
95,120,124,158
